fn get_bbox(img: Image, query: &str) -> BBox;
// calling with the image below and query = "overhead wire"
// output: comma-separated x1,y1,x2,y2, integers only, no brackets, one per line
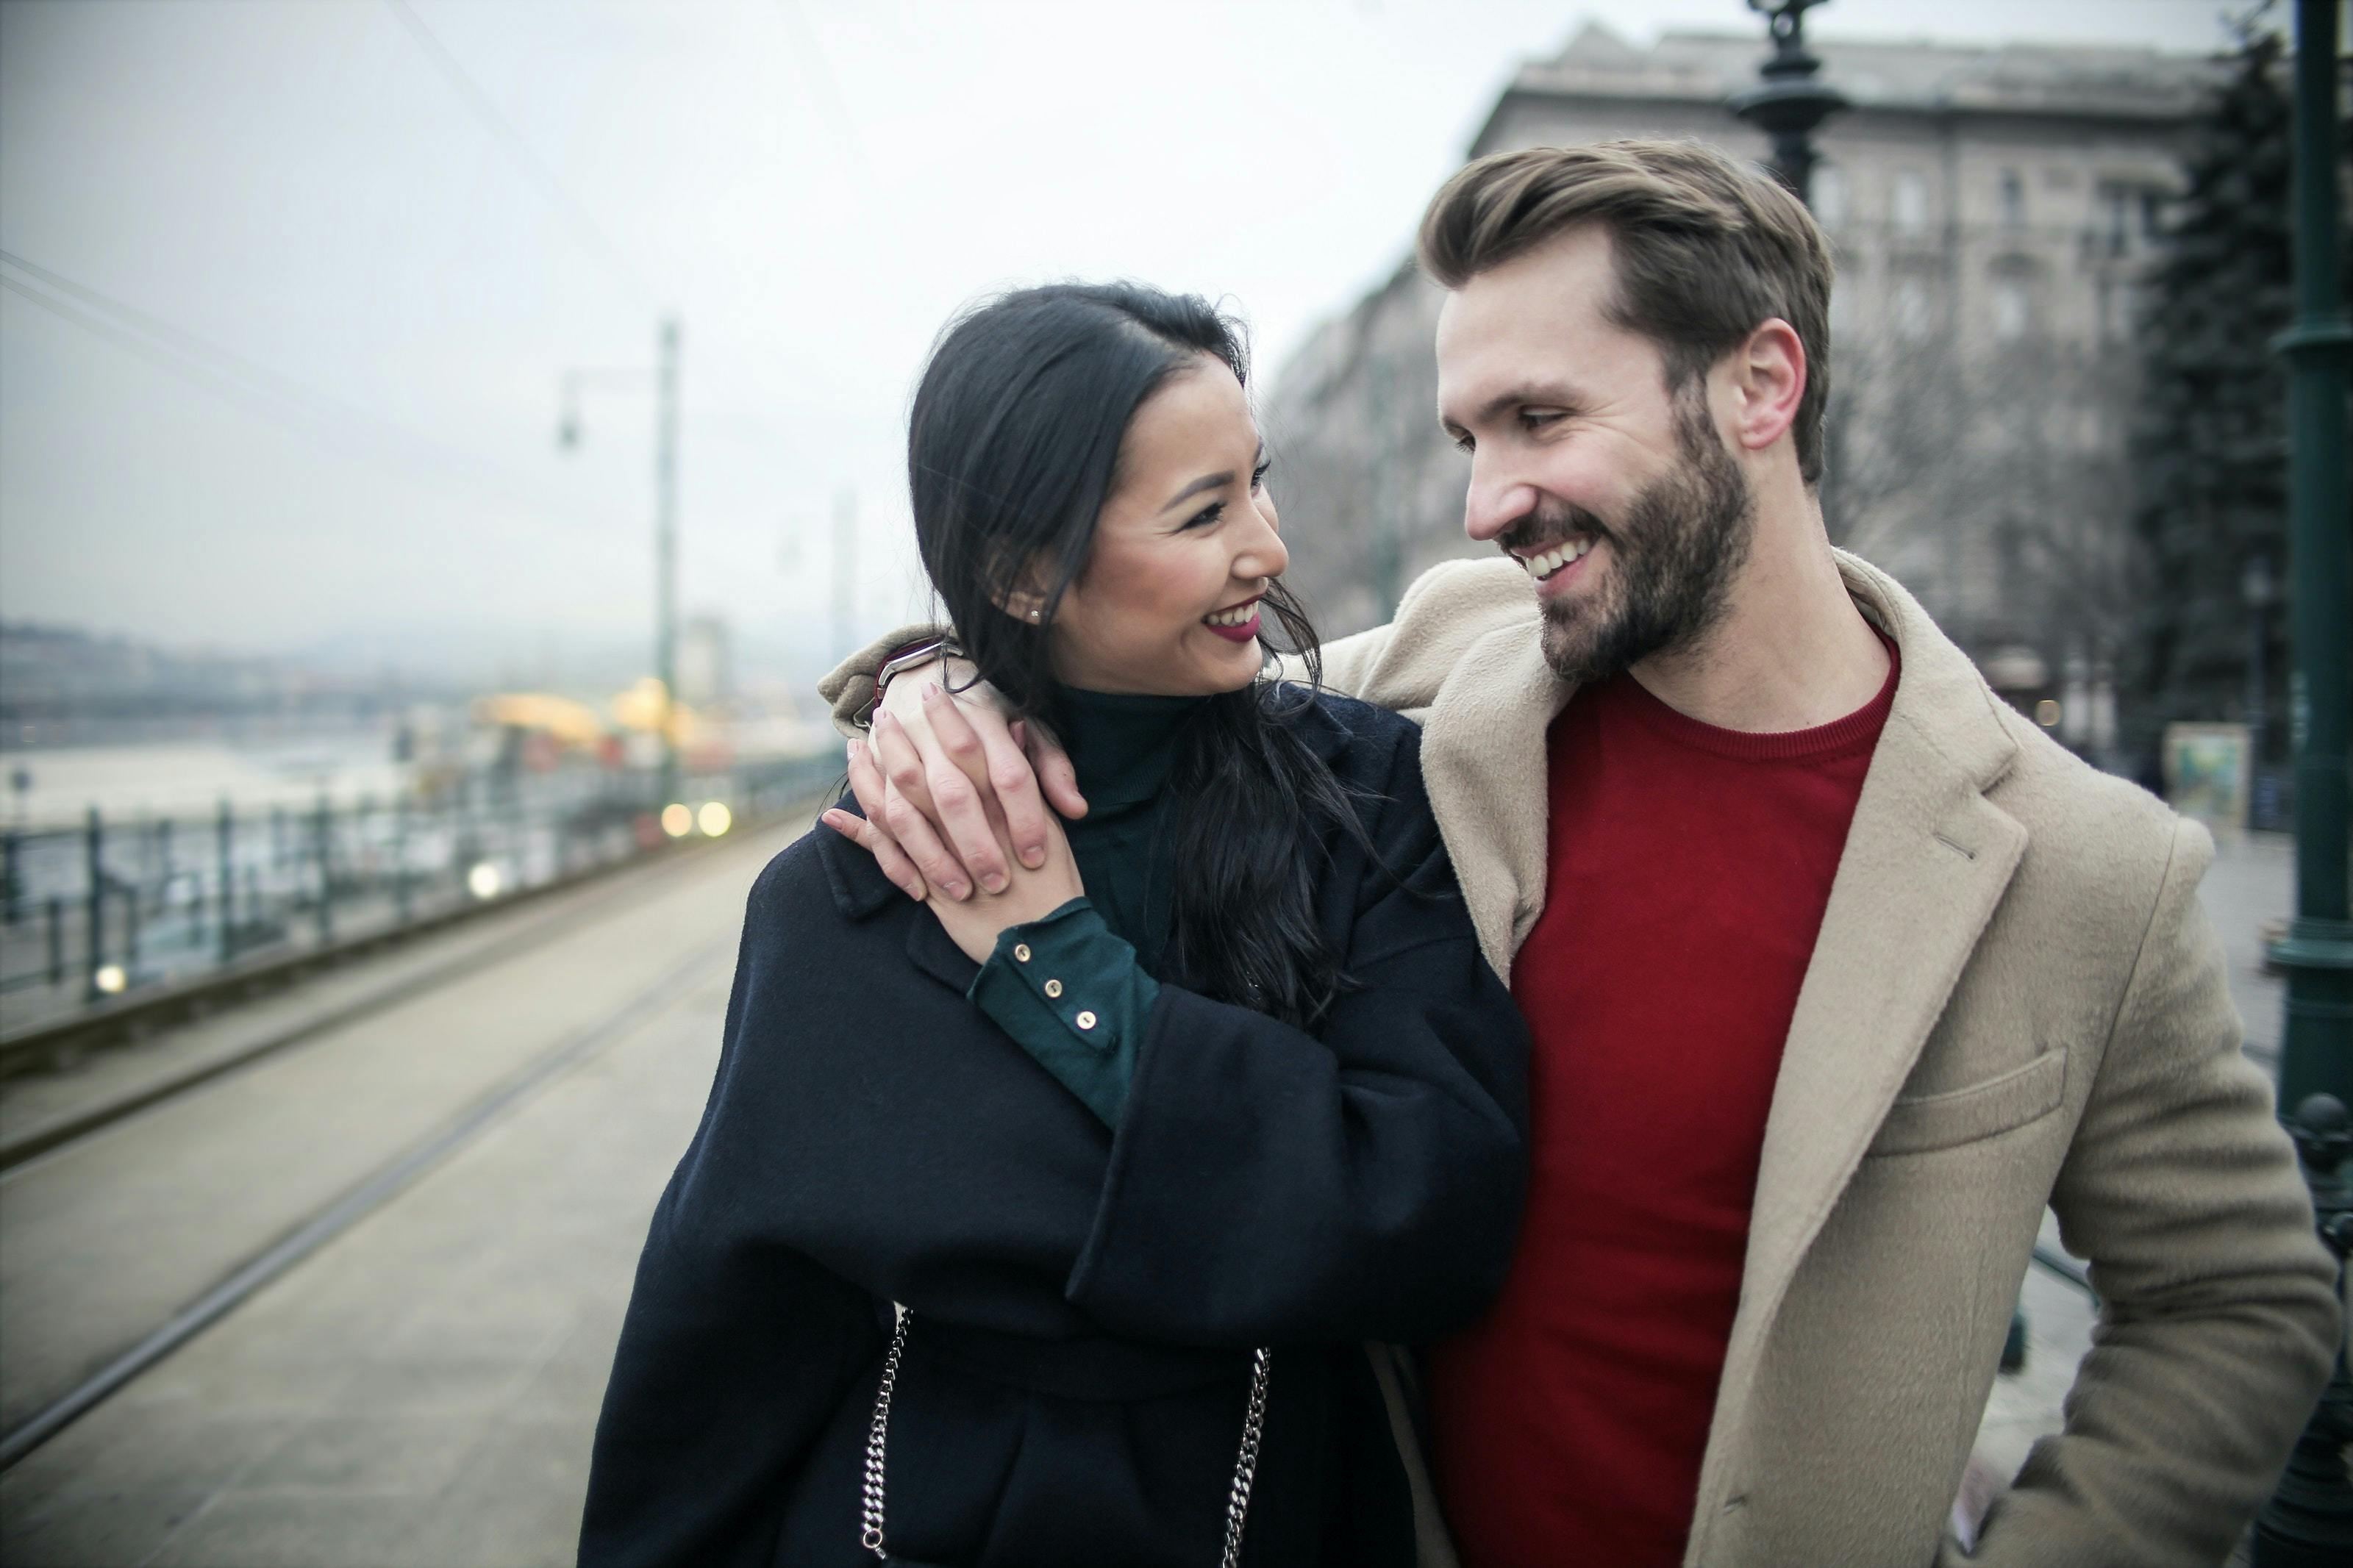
379,0,807,451
378,0,663,312
7,4,824,559
0,253,627,532
768,0,872,176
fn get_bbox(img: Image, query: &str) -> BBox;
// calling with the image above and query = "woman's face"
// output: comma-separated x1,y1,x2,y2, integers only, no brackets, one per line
1043,357,1288,696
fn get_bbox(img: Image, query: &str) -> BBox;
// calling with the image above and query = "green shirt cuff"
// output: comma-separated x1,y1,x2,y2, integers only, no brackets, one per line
968,898,1158,1127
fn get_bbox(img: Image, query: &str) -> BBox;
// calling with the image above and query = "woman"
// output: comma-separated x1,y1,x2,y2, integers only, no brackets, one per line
578,282,1528,1568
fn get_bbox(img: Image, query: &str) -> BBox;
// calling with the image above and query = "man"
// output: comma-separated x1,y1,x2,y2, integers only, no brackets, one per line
819,141,2339,1565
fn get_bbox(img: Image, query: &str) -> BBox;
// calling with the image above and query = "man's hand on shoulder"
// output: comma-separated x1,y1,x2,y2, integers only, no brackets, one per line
820,665,1087,903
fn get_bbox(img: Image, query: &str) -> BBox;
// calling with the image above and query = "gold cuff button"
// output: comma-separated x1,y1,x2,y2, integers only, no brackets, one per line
1043,978,1063,998
1075,1010,1098,1030
1013,944,1031,963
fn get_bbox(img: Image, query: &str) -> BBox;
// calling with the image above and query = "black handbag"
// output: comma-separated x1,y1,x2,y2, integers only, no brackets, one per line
857,1306,1272,1567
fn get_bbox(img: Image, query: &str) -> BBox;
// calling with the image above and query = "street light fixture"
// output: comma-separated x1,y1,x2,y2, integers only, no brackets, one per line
557,318,683,818
1732,0,1849,208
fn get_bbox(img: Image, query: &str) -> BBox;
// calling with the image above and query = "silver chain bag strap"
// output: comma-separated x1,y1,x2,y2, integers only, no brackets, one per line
860,1307,1274,1568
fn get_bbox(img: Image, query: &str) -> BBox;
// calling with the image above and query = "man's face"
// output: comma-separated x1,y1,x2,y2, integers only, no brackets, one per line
1435,224,1754,684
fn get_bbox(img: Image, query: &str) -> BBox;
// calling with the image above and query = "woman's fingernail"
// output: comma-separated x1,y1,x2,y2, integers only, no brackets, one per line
1021,846,1044,868
943,880,969,900
982,873,1007,894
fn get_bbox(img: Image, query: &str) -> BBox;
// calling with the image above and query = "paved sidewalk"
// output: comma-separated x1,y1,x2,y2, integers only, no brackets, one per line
0,948,729,1567
0,828,779,1567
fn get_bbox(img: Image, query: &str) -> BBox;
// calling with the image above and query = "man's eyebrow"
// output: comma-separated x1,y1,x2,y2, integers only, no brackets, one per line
1443,382,1588,432
1160,470,1234,513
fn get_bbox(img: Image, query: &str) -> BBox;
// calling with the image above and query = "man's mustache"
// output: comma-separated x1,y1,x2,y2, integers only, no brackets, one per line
1496,502,1614,559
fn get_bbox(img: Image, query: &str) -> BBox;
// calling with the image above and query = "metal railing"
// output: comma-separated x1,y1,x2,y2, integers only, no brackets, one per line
0,749,843,1041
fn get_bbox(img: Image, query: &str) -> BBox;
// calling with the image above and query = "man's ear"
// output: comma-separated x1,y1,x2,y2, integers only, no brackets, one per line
1729,318,1806,457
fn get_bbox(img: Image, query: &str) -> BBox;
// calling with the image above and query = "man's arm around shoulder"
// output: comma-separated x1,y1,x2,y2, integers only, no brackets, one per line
1293,556,1536,716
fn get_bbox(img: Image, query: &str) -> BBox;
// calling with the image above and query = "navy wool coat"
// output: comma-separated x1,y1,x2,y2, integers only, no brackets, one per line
578,694,1530,1568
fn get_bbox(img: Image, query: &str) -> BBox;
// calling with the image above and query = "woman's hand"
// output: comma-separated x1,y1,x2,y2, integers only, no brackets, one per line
920,804,1083,964
823,680,1085,959
835,664,1086,901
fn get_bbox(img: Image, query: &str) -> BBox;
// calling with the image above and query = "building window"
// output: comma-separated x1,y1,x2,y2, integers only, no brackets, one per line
1999,168,2025,229
1991,278,2030,340
1892,170,1930,235
2096,179,2147,255
1894,276,1933,341
1813,164,1848,228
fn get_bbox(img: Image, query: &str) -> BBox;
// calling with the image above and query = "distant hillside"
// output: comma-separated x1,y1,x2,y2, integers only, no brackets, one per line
0,620,460,728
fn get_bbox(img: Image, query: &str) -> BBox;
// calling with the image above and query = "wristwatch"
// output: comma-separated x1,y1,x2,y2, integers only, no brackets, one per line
859,635,965,728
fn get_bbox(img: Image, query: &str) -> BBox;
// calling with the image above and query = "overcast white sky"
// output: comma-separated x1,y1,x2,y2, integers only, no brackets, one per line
0,0,2240,686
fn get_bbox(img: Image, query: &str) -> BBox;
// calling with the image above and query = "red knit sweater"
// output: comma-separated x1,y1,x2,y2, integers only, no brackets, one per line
1427,645,1896,1567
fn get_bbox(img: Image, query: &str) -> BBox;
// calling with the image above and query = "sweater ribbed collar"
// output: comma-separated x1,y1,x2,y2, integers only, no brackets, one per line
1051,685,1206,814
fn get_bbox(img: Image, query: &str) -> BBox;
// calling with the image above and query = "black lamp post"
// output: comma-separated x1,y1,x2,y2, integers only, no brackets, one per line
2252,1,2353,1561
1731,0,1849,207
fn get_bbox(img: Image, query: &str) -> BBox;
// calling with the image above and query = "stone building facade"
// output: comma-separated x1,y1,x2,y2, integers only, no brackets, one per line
1264,23,2222,755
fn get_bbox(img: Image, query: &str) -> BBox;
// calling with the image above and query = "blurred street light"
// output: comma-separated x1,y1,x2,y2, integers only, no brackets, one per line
696,801,732,837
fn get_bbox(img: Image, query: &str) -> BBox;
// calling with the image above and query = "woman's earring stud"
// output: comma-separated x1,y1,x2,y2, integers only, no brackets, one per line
1027,609,1041,622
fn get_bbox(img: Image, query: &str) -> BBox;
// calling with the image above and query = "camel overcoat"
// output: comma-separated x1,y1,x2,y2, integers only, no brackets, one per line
824,551,2341,1567
1304,551,2340,1567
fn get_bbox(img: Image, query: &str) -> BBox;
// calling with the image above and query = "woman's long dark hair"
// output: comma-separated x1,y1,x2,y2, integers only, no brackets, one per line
907,282,1365,1027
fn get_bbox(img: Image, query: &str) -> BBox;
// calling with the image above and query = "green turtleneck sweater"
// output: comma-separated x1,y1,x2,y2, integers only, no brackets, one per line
965,686,1201,1126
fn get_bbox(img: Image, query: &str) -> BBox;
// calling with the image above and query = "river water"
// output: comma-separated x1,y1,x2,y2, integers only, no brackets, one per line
0,727,408,832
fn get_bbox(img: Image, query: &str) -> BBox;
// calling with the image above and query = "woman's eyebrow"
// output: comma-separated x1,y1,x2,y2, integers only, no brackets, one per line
1160,470,1234,513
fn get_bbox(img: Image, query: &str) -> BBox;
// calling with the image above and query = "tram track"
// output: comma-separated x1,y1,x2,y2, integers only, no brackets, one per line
0,936,729,1471
0,815,804,1475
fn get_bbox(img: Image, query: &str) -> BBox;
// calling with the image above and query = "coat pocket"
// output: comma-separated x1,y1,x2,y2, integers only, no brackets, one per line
1866,1048,2067,1157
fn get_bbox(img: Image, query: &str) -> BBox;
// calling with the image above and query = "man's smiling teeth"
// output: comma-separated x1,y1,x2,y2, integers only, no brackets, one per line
1519,539,1593,581
1204,600,1259,626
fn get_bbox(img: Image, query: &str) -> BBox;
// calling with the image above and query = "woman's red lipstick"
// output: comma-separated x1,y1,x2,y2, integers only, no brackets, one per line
1202,598,1262,642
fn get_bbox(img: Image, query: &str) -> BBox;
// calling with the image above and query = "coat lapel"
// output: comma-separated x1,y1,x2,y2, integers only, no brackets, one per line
1696,556,2029,1517
1416,621,1576,978
813,808,984,993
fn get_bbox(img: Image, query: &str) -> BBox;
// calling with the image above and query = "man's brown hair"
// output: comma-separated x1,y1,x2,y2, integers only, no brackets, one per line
1418,139,1834,484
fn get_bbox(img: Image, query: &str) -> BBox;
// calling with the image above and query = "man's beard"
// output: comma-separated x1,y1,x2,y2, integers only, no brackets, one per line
1508,392,1756,686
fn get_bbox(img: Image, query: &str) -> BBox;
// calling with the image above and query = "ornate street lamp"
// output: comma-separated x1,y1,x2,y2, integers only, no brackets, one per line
1731,0,1849,207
